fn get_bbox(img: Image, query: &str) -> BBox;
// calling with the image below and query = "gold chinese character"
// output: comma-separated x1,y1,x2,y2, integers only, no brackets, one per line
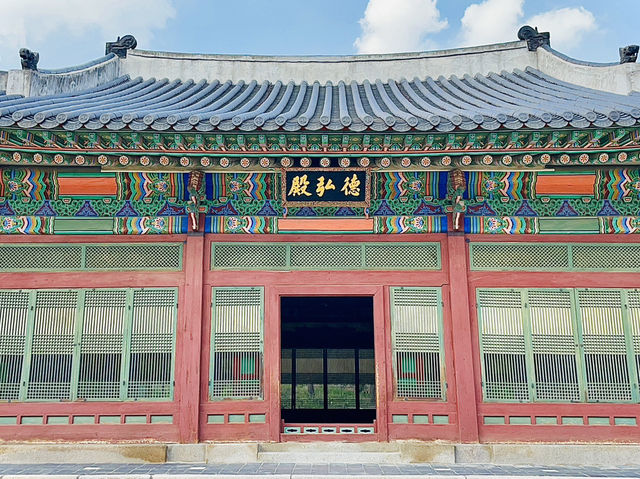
288,174,312,197
316,176,335,197
341,174,361,196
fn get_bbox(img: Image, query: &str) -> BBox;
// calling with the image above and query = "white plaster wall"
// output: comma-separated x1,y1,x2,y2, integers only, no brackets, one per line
5,40,640,98
120,41,537,84
0,71,7,92
536,48,639,95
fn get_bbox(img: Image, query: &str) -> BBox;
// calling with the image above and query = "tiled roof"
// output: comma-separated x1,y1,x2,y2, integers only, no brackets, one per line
0,67,639,132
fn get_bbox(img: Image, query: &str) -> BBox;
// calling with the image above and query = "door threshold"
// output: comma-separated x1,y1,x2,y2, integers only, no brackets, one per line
282,423,375,436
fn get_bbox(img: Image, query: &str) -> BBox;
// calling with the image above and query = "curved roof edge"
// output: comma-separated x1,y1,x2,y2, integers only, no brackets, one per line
3,38,639,99
5,53,120,98
536,47,640,96
127,40,527,63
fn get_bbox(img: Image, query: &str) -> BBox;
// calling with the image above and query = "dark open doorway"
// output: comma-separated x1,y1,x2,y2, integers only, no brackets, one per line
281,296,375,424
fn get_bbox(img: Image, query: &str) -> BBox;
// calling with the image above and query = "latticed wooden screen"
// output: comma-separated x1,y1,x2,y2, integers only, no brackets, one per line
477,288,640,403
0,243,182,272
470,242,640,272
0,288,177,402
390,287,446,400
211,243,441,271
210,287,264,400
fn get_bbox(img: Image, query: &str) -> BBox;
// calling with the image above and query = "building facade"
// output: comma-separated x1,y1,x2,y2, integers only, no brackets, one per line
0,30,640,444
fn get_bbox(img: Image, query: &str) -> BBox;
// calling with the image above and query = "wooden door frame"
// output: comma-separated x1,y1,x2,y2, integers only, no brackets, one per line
268,284,388,442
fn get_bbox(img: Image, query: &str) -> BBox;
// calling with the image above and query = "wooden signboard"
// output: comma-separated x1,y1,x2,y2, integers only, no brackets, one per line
281,168,370,207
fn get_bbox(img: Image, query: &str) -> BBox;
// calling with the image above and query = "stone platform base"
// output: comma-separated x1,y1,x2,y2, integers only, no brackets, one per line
0,442,639,466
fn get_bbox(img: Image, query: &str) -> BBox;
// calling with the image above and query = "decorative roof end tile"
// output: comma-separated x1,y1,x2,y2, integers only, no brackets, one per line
105,35,137,58
517,25,550,52
619,45,639,64
19,48,39,70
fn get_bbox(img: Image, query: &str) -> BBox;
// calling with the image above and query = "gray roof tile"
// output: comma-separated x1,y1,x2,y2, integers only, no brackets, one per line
0,69,639,132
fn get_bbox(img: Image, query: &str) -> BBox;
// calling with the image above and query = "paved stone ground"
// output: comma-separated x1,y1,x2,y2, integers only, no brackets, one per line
1,463,640,478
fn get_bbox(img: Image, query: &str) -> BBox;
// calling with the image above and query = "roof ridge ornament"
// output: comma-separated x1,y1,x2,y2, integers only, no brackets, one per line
105,35,137,58
619,45,639,64
19,48,39,70
517,25,550,51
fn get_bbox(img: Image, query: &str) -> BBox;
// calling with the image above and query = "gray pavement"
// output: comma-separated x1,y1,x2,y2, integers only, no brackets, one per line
1,463,640,478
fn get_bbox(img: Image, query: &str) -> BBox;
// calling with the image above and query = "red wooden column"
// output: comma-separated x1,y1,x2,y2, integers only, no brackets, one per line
447,233,480,442
175,233,205,443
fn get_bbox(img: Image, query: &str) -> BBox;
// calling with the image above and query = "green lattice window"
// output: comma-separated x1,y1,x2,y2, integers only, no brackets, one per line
0,288,177,402
390,287,446,400
212,243,441,271
0,243,183,272
477,288,640,403
470,242,640,272
210,287,264,400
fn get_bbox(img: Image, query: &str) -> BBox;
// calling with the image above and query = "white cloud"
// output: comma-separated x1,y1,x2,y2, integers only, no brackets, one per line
459,0,524,47
0,0,175,69
527,7,596,52
354,0,448,54
458,0,597,53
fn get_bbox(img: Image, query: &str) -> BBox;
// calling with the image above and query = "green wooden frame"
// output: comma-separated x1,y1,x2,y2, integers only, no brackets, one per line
211,242,442,271
390,286,446,401
477,287,640,403
0,243,183,272
209,287,265,401
470,242,640,272
0,288,178,403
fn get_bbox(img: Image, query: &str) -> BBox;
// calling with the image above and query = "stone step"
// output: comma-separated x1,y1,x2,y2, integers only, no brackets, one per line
257,450,404,464
258,441,400,453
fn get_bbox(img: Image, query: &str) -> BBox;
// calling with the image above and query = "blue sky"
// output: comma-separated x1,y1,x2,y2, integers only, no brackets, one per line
0,0,636,71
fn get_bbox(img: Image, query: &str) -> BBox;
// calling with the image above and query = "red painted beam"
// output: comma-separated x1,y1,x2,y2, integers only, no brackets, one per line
175,233,205,443
446,233,480,442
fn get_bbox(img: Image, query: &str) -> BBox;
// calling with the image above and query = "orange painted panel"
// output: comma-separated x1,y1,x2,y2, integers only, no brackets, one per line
536,175,595,196
278,218,373,232
58,177,117,196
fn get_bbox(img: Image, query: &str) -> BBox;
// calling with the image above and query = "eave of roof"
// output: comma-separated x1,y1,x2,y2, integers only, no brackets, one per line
0,67,639,133
0,38,638,134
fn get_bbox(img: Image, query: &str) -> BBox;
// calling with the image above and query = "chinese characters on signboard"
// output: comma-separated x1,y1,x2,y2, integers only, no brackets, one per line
282,168,370,207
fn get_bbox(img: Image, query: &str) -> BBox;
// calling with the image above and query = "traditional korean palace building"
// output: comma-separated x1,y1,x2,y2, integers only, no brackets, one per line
0,28,639,446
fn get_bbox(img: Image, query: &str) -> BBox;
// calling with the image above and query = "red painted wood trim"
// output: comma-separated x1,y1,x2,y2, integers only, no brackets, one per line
480,426,640,443
469,271,640,289
175,233,205,443
0,424,179,442
198,284,214,440
278,218,374,232
58,177,118,196
477,402,640,415
388,402,456,414
266,283,281,441
0,272,185,289
206,233,446,244
446,234,480,442
0,402,176,415
207,271,448,287
271,284,387,442
535,174,595,195
374,285,390,442
439,282,460,436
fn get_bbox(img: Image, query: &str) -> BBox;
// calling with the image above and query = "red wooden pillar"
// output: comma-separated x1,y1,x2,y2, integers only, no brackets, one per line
447,233,480,442
265,284,282,442
175,233,205,443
